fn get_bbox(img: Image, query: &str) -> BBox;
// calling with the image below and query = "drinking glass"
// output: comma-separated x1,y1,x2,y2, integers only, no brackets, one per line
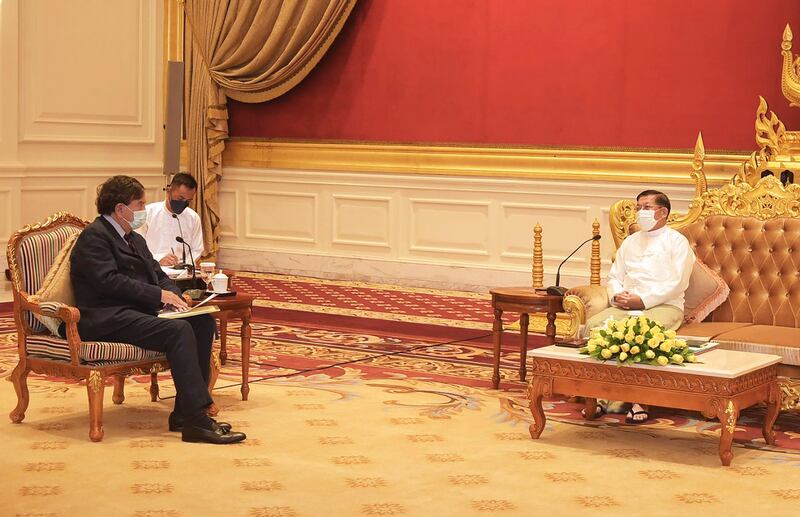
199,262,216,291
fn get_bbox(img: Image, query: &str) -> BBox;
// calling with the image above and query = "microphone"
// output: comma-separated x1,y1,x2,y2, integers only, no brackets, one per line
171,213,186,266
175,236,198,288
546,235,602,296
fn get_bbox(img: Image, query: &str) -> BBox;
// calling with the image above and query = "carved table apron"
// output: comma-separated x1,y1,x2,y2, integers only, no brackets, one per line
527,346,782,466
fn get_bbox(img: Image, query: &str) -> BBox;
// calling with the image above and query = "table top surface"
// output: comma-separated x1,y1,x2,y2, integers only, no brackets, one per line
531,345,781,379
490,286,563,301
190,292,255,308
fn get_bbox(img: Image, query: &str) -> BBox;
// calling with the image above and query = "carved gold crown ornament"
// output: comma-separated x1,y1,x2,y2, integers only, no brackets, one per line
734,24,800,186
781,24,800,107
609,154,800,248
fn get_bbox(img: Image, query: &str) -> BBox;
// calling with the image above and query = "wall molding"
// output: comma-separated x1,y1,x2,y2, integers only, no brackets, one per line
216,165,700,290
219,139,747,185
18,0,157,144
244,190,318,243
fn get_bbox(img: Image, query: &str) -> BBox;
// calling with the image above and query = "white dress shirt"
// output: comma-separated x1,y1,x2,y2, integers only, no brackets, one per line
606,226,695,310
136,200,204,263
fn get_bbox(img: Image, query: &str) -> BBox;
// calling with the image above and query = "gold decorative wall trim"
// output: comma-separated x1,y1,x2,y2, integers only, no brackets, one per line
211,139,747,185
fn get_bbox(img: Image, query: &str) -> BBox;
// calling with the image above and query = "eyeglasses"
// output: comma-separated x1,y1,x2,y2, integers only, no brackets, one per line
634,204,663,212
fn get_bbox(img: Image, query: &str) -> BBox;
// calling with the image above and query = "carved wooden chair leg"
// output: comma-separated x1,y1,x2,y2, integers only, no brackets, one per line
111,375,125,405
9,361,31,423
149,372,159,402
87,371,106,442
206,352,221,417
208,351,220,393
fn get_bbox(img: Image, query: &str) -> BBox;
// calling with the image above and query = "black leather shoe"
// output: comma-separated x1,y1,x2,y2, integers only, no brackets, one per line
169,413,231,433
181,422,246,444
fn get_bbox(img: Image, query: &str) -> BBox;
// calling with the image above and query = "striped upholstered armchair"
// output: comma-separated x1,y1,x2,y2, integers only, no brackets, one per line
6,212,170,441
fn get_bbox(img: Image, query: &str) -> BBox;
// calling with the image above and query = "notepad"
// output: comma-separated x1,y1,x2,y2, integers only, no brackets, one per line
683,339,720,354
158,305,219,319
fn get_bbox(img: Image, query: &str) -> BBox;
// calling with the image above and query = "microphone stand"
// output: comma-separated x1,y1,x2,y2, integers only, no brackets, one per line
171,213,187,267
546,235,602,296
175,236,199,290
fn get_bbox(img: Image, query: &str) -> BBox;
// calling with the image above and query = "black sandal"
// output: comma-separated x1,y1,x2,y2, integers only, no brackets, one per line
625,408,649,424
581,404,606,419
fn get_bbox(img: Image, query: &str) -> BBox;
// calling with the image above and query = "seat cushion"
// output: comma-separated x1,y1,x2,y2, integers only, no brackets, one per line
713,325,800,366
26,335,164,365
683,259,730,324
677,321,753,339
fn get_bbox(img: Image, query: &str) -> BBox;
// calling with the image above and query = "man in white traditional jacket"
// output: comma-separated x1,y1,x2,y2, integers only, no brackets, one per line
583,190,695,424
137,173,205,266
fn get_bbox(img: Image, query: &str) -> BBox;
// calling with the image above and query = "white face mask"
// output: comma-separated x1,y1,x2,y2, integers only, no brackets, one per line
636,209,661,232
122,204,147,230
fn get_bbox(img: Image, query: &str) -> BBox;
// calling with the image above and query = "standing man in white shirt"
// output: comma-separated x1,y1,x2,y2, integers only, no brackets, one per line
583,190,695,424
137,172,205,267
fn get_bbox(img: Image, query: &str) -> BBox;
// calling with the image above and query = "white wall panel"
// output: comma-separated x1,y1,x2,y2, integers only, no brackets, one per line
19,0,156,143
409,198,490,257
332,194,391,248
218,189,239,237
20,186,88,225
500,202,591,263
0,189,12,238
245,191,317,243
220,167,698,291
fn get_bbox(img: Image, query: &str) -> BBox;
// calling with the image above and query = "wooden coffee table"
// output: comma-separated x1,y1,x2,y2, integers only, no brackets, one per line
526,346,782,466
490,287,563,389
191,293,255,401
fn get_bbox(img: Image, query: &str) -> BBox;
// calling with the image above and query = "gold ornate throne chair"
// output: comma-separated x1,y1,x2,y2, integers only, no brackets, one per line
562,132,800,411
6,212,171,442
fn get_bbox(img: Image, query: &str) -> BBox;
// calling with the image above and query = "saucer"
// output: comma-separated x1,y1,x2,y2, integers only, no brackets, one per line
204,290,235,296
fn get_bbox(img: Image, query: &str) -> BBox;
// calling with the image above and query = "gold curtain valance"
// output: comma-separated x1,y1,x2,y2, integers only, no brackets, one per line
184,0,358,257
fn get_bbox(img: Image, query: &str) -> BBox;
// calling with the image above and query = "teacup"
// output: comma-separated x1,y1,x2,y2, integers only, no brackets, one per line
211,271,229,293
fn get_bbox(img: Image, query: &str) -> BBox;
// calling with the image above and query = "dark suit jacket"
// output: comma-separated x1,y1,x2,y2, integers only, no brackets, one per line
70,216,180,339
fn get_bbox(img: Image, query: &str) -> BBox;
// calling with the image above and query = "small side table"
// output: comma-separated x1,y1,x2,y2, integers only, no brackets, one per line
192,293,255,401
490,287,563,389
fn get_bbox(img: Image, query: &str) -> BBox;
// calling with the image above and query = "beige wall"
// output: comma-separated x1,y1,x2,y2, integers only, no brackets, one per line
0,0,165,274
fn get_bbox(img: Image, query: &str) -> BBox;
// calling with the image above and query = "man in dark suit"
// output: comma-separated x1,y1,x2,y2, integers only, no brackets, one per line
70,175,245,444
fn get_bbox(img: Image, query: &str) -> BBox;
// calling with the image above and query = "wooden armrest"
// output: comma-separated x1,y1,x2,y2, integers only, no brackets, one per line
20,293,81,324
19,291,82,365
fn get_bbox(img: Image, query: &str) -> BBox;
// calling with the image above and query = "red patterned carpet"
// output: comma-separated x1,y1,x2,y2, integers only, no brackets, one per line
2,272,800,456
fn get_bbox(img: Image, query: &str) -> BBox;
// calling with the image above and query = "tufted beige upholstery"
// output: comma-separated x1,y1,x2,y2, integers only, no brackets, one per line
680,215,800,328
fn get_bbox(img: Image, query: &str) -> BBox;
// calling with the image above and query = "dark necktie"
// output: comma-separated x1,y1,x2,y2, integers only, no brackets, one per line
124,233,138,255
